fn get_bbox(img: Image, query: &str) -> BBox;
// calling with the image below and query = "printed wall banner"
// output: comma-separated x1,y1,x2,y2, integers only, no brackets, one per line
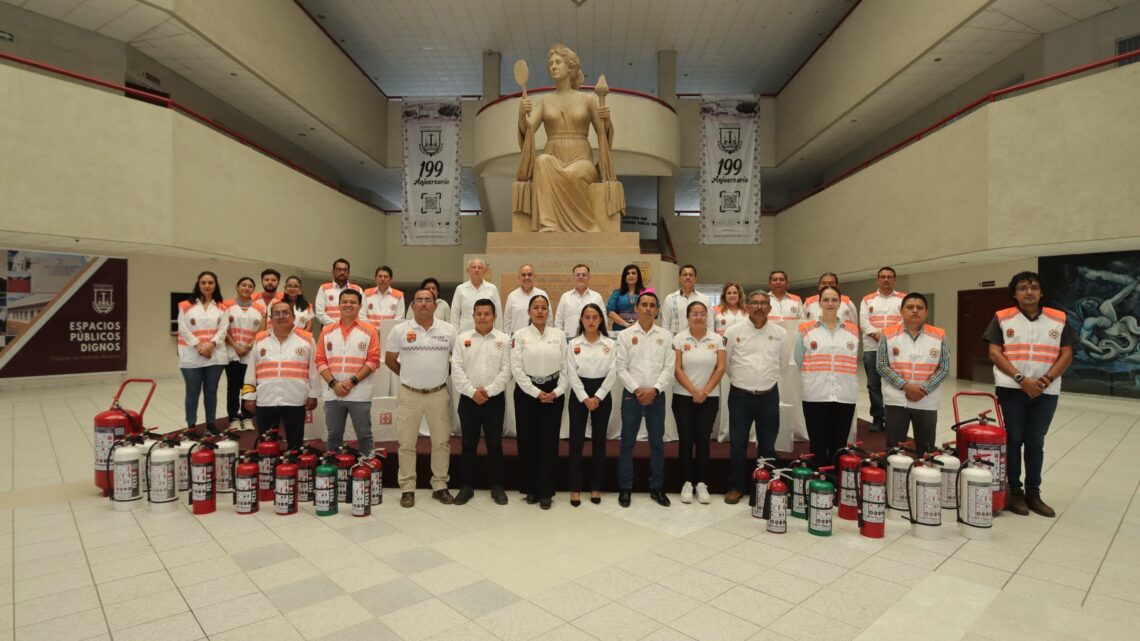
0,252,127,377
1038,250,1140,399
698,95,762,245
402,98,462,246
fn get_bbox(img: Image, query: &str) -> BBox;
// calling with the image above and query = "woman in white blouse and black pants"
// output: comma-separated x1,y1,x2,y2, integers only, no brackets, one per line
672,301,726,504
566,303,616,506
511,294,570,509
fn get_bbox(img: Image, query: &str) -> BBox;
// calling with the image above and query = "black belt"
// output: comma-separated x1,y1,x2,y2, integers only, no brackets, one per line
401,383,447,394
529,373,559,385
731,384,777,396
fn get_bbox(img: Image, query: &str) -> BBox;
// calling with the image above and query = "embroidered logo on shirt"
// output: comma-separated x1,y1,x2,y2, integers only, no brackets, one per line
406,332,416,343
574,346,581,354
190,318,196,326
260,348,267,357
368,304,374,309
603,346,611,354
892,347,901,356
656,338,664,345
329,295,335,301
495,340,503,349
847,341,855,351
326,341,333,350
930,348,939,358
1048,329,1059,339
357,341,367,351
229,316,235,323
683,344,691,351
706,343,716,351
464,339,472,348
809,340,818,350
295,347,306,356
1006,328,1015,338
632,337,639,345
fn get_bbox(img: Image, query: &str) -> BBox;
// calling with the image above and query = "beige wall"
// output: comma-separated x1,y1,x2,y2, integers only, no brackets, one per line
664,216,778,289
776,0,988,164
0,3,125,87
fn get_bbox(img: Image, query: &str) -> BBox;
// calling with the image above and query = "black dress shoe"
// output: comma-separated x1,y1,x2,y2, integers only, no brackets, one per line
619,490,631,508
590,495,601,505
453,487,474,505
869,422,884,433
526,493,538,505
650,490,671,507
540,499,552,510
571,498,581,507
491,486,508,505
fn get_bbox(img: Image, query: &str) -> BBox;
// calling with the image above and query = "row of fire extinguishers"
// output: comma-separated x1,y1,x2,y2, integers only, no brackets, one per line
103,427,388,518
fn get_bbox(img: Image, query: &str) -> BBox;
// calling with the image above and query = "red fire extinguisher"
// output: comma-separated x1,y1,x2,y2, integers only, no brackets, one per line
836,442,866,521
751,457,774,518
365,449,386,506
189,439,217,515
234,454,260,515
274,454,298,516
764,471,791,534
350,461,371,517
857,454,887,539
951,392,1007,513
94,379,155,494
255,429,282,502
295,445,320,503
335,446,360,505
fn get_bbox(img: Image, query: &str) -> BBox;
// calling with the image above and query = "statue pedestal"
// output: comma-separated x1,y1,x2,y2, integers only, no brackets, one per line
486,230,640,254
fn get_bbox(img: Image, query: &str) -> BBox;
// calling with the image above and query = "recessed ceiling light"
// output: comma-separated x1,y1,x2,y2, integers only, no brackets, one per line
229,72,237,77
850,119,857,123
317,14,325,19
298,133,307,137
934,57,942,62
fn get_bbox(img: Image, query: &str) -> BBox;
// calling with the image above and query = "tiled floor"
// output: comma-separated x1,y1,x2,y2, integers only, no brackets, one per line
1,377,1138,640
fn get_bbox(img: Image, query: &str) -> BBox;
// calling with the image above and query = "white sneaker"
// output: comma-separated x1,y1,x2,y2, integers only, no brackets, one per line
242,418,255,431
695,482,711,504
680,482,694,504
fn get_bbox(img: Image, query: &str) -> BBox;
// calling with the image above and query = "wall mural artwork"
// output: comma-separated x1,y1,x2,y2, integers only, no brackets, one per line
1039,250,1140,398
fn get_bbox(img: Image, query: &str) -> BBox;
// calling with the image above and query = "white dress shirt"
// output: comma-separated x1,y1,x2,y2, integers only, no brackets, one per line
714,307,748,335
510,324,570,398
661,289,712,335
724,320,791,392
503,286,548,337
385,318,457,390
672,329,726,396
554,288,606,337
450,280,502,333
616,322,676,394
451,328,512,399
567,335,617,402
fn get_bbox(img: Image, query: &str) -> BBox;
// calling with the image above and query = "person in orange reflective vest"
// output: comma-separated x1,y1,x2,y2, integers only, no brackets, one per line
796,285,860,467
223,276,266,431
860,266,906,432
242,300,320,450
316,289,381,454
253,268,283,308
363,265,405,328
315,258,364,327
876,293,949,455
984,271,1075,518
177,271,229,433
804,272,858,325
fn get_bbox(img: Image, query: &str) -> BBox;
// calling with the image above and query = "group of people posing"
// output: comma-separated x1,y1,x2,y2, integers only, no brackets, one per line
175,259,1073,517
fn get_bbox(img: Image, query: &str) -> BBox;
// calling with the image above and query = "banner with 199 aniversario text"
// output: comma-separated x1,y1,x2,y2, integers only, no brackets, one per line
698,96,762,245
402,98,462,246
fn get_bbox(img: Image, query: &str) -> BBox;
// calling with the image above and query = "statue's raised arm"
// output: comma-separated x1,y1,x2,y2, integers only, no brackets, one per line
512,43,625,233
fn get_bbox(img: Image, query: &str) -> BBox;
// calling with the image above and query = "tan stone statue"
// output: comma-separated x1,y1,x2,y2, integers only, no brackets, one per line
513,43,626,232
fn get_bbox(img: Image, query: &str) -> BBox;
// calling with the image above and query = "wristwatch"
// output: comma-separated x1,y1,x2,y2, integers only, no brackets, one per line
327,379,337,389
350,375,360,386
1013,372,1025,383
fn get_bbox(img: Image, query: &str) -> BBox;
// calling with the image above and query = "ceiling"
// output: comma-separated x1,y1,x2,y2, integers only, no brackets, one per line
4,0,1137,211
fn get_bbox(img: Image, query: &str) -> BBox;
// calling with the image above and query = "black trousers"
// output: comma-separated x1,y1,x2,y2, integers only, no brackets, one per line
672,393,719,485
514,381,564,500
457,393,505,488
802,401,855,467
225,360,251,420
567,378,612,492
256,405,306,450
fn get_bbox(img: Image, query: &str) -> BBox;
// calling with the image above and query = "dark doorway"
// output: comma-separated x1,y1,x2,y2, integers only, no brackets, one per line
957,288,1011,382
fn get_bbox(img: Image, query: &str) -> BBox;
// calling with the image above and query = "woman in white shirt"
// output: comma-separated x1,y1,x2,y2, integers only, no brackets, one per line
223,276,265,431
406,277,451,321
795,285,860,467
282,275,314,331
511,294,569,509
714,282,748,335
177,271,229,433
672,301,726,504
566,303,616,506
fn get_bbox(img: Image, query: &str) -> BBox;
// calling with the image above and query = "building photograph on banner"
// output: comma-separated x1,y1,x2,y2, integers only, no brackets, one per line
698,96,762,245
0,250,127,378
401,98,462,246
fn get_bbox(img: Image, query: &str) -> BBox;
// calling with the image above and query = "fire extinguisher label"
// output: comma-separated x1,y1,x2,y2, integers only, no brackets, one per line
94,428,121,468
968,480,992,523
177,456,189,492
914,480,941,525
792,478,806,514
113,460,140,500
315,475,335,509
235,476,257,513
370,471,382,506
752,484,768,518
258,458,273,490
809,492,833,531
941,469,958,509
215,454,235,492
352,479,370,515
890,472,909,510
840,469,857,506
968,444,1005,492
298,469,313,499
337,469,350,503
767,495,787,533
274,479,295,513
863,484,886,524
191,464,213,501
149,460,176,502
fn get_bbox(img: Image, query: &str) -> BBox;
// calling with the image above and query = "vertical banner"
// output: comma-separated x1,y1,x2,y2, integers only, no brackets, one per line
402,98,462,246
698,96,762,245
0,251,127,377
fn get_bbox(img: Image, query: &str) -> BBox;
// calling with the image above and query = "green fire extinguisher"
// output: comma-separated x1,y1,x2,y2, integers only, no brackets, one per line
806,466,836,537
314,453,338,516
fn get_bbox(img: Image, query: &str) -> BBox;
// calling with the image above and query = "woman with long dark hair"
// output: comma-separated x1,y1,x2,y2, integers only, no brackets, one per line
566,303,616,505
223,276,264,430
606,263,646,332
282,275,314,331
177,271,228,433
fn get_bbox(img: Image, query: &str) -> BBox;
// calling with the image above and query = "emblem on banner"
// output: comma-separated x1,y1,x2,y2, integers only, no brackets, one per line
92,284,115,314
718,125,741,154
420,127,443,156
421,192,442,215
719,191,741,213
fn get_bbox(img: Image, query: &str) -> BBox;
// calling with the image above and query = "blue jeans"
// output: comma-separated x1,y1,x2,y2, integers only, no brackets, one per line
181,365,224,428
619,391,666,490
862,351,884,424
996,387,1058,491
727,386,780,492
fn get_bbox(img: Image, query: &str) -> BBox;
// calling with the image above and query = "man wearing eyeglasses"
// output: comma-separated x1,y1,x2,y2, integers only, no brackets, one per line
722,291,792,504
386,289,459,508
315,258,364,328
503,264,548,337
242,300,320,450
860,266,906,433
554,264,606,337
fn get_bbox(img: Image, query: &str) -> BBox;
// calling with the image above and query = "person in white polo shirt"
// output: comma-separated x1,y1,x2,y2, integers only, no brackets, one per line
723,290,791,504
386,289,459,508
615,292,675,508
316,289,380,454
672,300,725,505
451,299,512,506
877,292,950,455
554,263,606,337
243,300,319,450
451,258,501,333
661,264,710,335
503,264,547,337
